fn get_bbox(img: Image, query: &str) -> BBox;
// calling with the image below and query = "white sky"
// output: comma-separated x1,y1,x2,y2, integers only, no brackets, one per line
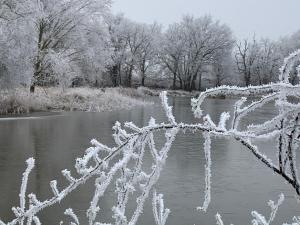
112,0,300,40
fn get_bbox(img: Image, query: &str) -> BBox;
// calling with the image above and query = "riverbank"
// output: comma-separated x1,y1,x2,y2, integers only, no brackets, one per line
1,86,263,115
137,86,200,97
0,87,152,115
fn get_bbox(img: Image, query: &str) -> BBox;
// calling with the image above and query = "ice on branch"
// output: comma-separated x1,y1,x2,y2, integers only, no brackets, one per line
252,193,284,225
152,190,170,225
215,194,285,225
216,213,224,225
124,122,142,132
28,193,41,206
218,112,230,131
203,115,217,129
283,217,300,225
160,91,177,124
91,139,112,153
50,180,60,197
64,208,79,225
20,158,35,212
279,49,300,83
197,132,212,212
32,217,41,225
61,169,76,183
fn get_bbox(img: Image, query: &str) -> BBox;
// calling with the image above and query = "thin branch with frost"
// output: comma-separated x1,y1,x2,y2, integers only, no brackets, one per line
20,158,35,211
191,83,300,119
279,49,300,83
64,208,79,225
197,132,212,212
215,194,284,225
283,217,300,225
216,213,224,225
250,193,285,225
191,49,300,196
152,190,170,225
160,91,177,125
11,158,35,225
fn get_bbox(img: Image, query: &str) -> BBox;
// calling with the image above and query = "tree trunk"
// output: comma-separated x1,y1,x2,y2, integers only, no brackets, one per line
172,72,177,90
30,85,35,93
179,77,183,89
118,64,122,86
127,64,134,87
141,74,145,86
140,60,146,87
189,72,198,91
31,22,44,93
141,67,145,86
31,61,41,93
198,72,202,91
245,72,251,86
111,65,118,87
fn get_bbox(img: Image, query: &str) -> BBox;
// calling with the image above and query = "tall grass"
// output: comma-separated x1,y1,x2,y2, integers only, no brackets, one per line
0,87,151,115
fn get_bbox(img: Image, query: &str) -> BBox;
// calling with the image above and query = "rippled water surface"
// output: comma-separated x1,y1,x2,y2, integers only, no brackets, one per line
0,97,299,225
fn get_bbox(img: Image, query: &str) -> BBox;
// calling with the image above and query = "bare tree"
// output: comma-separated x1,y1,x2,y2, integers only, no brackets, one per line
106,13,129,87
135,23,161,86
235,38,284,86
0,0,112,90
160,23,183,89
210,48,234,87
122,21,149,87
0,0,111,92
235,38,259,86
252,39,281,85
29,0,111,92
161,15,234,91
106,16,158,87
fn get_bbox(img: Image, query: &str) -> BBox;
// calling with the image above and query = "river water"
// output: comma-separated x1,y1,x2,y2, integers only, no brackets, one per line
0,97,299,225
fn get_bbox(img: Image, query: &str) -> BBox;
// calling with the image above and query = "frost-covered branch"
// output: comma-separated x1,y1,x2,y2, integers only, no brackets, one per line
216,194,285,225
152,190,170,225
191,49,300,197
3,50,300,225
2,92,220,225
197,132,212,212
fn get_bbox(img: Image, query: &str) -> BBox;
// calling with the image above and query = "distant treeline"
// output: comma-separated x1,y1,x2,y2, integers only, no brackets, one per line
0,0,299,92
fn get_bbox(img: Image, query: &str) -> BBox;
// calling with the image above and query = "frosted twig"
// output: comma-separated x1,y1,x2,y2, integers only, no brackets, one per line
216,213,224,225
20,158,35,213
197,132,212,212
64,208,79,225
152,190,170,225
160,91,177,124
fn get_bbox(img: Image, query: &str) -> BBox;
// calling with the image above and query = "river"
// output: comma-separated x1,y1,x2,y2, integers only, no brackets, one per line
0,96,299,225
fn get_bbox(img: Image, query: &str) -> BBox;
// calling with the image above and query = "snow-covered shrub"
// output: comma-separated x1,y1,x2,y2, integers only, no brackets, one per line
2,49,300,225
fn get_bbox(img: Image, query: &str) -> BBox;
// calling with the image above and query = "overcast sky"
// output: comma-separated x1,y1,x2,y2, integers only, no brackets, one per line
112,0,300,40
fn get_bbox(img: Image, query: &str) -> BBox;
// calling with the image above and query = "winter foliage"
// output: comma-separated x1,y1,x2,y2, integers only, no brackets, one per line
1,0,300,91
